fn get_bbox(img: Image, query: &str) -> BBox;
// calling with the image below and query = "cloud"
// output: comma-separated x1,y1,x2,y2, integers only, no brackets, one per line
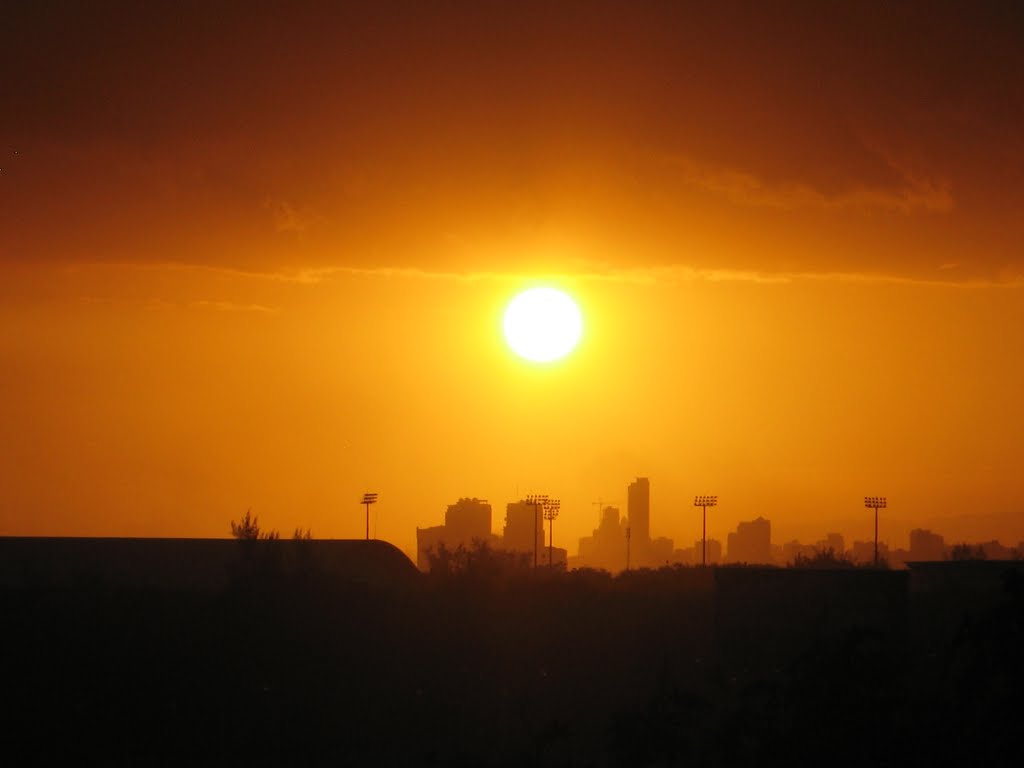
139,297,280,313
60,258,1024,295
666,155,953,214
69,261,347,285
191,300,279,313
327,264,1024,290
324,264,790,285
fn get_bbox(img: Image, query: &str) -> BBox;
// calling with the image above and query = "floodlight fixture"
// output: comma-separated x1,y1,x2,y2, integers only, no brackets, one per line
863,496,887,566
544,499,561,569
361,492,378,540
694,495,718,566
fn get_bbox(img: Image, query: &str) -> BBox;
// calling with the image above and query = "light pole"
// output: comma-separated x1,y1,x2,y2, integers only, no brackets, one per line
361,492,378,540
526,494,548,569
544,499,560,569
864,496,887,566
694,495,718,567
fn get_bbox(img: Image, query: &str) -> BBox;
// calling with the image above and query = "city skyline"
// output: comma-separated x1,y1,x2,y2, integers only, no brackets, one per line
405,477,1023,571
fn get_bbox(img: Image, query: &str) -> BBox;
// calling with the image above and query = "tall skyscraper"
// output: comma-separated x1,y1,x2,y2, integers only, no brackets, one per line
627,477,650,545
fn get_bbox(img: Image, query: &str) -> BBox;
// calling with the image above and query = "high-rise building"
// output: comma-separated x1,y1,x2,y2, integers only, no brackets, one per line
576,506,628,571
726,517,772,563
502,500,545,554
627,477,650,545
416,497,496,572
445,498,492,543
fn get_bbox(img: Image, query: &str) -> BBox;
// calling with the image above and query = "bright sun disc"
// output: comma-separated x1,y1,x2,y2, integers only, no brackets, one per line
503,287,582,362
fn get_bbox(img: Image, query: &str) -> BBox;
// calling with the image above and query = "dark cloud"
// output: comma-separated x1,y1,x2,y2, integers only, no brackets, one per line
2,1,1022,280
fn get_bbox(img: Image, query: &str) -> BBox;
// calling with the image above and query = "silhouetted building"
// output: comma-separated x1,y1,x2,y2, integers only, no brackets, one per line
445,497,492,543
850,539,889,564
782,539,816,564
502,499,545,555
543,547,570,570
416,525,448,571
627,477,650,547
701,539,722,565
909,528,945,561
577,505,628,572
672,539,722,565
977,539,1016,560
727,517,771,563
815,532,845,556
416,497,499,571
650,536,674,566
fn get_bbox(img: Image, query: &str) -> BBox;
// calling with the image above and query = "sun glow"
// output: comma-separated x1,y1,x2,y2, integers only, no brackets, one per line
503,287,583,363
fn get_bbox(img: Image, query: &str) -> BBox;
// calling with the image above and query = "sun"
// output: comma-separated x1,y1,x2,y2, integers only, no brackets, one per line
503,287,583,363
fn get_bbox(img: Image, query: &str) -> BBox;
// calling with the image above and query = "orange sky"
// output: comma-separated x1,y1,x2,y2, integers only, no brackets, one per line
2,2,1023,558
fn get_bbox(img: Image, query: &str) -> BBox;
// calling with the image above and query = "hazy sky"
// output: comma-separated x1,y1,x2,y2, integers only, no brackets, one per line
3,1,1023,557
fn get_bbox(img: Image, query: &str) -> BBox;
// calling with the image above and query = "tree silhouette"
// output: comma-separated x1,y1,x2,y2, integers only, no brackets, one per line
229,509,279,540
950,542,987,561
790,547,857,569
426,539,531,579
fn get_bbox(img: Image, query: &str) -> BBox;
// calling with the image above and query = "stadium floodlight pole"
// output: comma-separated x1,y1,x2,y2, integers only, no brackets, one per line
526,494,549,569
694,495,718,567
864,496,887,566
544,499,561,569
361,493,378,540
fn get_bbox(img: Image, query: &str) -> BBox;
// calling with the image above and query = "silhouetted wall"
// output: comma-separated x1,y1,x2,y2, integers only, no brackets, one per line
0,537,418,590
906,559,1024,593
